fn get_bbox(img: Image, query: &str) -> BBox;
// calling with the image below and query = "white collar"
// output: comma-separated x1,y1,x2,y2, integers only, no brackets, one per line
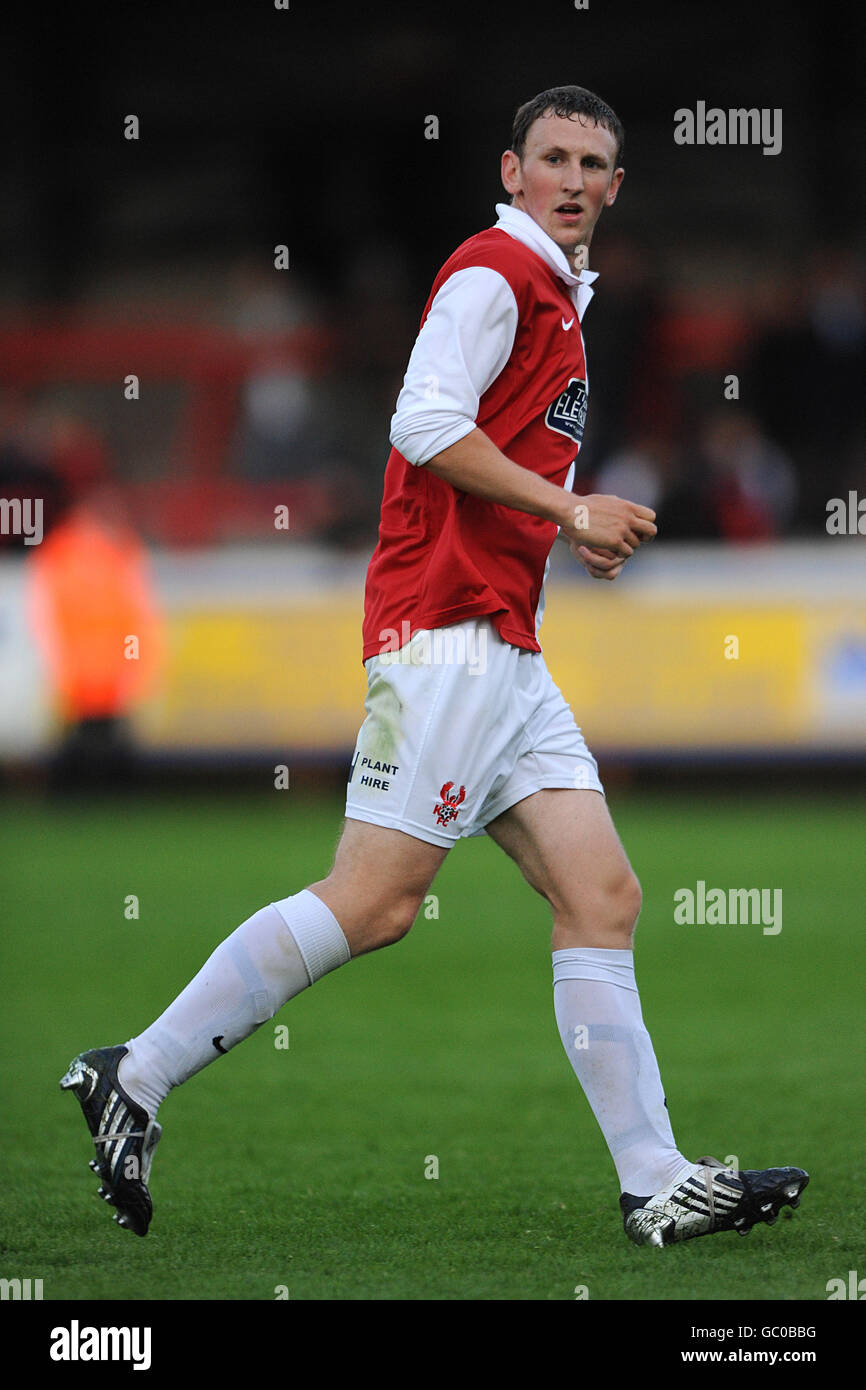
493,202,598,318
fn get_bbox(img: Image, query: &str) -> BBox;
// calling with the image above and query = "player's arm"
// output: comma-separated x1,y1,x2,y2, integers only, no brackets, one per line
424,427,656,561
389,264,655,574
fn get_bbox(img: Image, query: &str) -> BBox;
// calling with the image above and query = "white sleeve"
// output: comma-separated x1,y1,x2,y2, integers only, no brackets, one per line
389,265,519,466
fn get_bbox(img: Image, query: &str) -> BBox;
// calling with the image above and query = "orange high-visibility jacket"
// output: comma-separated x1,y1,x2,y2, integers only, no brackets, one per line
29,511,163,721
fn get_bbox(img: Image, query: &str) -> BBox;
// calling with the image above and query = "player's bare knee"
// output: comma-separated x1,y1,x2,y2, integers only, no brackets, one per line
589,870,641,945
307,869,429,952
554,869,641,945
621,870,642,930
375,890,425,947
593,867,641,934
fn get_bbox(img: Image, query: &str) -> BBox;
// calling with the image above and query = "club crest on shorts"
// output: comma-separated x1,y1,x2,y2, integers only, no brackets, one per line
546,377,587,444
434,781,466,827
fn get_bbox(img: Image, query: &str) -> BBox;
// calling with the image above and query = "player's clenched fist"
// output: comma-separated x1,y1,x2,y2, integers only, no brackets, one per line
562,493,657,558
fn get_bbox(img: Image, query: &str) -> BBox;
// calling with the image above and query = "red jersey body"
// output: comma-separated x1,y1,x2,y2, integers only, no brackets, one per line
362,226,589,660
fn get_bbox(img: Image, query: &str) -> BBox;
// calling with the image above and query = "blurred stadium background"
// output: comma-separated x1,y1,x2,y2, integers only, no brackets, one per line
0,0,864,784
1,0,865,1305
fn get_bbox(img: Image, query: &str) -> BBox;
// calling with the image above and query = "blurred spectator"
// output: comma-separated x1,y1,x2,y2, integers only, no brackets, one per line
594,437,670,514
327,237,421,540
752,249,866,528
28,485,164,790
695,408,798,541
574,233,668,479
222,256,371,542
226,257,321,481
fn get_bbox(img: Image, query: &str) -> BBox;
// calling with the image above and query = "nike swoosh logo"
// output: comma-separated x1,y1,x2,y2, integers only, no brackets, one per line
561,317,575,331
212,1035,228,1055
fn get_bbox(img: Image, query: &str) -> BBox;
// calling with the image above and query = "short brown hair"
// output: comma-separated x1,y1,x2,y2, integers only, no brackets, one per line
510,85,624,167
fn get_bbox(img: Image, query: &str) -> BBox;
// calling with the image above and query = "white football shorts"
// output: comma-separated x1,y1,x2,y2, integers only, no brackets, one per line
345,618,604,849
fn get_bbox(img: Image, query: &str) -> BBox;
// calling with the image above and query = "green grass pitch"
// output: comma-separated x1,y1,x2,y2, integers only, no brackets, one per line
1,786,863,1301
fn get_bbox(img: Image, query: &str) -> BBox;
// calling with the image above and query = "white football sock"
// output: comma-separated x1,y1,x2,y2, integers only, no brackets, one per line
117,890,350,1116
553,947,699,1195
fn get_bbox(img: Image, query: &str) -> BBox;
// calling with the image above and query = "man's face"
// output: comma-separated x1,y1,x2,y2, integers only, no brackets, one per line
501,111,624,257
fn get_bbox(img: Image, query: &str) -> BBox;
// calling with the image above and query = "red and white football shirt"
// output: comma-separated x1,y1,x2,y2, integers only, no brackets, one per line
362,203,598,660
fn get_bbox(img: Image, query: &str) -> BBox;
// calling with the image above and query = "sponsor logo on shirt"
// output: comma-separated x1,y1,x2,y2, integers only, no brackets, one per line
546,377,587,445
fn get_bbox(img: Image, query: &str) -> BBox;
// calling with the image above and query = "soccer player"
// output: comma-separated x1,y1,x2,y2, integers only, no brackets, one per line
62,85,807,1248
